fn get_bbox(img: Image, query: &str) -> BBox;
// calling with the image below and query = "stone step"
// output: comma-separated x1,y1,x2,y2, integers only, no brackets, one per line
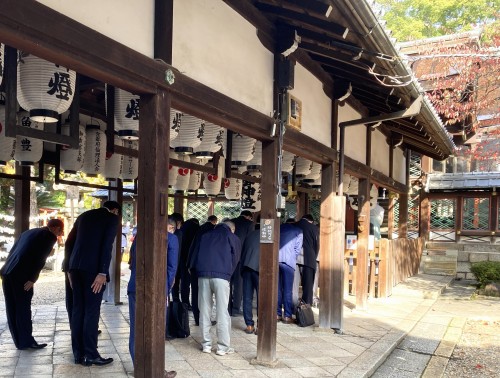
421,255,457,276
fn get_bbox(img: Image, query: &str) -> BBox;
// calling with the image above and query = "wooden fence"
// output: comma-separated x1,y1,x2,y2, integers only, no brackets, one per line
344,237,424,298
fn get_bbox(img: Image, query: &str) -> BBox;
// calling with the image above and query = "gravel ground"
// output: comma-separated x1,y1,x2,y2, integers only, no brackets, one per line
444,319,500,378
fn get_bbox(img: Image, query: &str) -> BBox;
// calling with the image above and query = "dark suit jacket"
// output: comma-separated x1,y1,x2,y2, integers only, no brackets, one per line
66,207,119,278
0,227,57,283
240,229,260,273
295,219,319,269
231,216,255,244
187,221,215,270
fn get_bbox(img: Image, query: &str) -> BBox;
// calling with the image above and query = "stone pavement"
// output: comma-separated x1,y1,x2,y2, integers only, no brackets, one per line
1,273,491,377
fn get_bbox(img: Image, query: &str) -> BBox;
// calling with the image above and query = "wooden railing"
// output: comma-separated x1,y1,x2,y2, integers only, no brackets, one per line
344,237,424,298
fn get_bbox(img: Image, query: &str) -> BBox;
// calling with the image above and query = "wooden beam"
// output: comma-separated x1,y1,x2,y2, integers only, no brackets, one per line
356,178,370,310
398,193,409,239
319,164,345,330
387,192,396,239
135,89,170,378
256,138,280,365
284,127,336,164
154,0,173,64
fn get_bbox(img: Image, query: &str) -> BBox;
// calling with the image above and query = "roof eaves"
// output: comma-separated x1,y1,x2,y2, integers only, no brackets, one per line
336,0,456,157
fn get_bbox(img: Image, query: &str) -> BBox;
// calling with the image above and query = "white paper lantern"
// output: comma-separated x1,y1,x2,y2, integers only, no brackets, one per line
347,176,359,195
0,44,4,87
82,124,106,177
232,134,256,166
173,155,191,192
203,156,224,196
121,140,138,182
241,172,261,212
170,114,204,154
17,53,76,123
114,88,139,140
60,118,86,174
14,112,44,165
302,162,321,183
193,121,223,159
246,141,262,172
295,157,313,177
224,177,242,200
281,151,295,173
103,133,123,180
0,102,16,165
169,150,179,186
170,108,181,142
188,157,203,192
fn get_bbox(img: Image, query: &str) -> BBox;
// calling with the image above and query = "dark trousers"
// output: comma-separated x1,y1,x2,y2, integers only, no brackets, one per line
2,275,36,349
128,292,136,363
172,264,191,305
277,263,295,318
65,273,73,324
69,270,104,359
242,268,259,327
301,265,316,305
190,270,200,325
229,261,243,314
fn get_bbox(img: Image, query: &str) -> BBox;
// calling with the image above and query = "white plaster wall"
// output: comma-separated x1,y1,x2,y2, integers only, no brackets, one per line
393,147,406,184
289,64,331,147
371,129,389,176
338,102,366,164
172,0,274,115
36,0,154,57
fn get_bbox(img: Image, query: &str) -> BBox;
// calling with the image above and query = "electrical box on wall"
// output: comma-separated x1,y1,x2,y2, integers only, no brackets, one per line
286,93,302,131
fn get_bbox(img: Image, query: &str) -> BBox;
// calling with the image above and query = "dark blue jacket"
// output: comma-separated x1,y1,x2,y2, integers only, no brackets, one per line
0,227,57,283
66,207,119,279
127,232,179,295
187,221,216,270
193,223,241,281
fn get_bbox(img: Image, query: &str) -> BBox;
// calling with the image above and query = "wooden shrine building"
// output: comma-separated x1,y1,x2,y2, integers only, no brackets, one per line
0,1,455,376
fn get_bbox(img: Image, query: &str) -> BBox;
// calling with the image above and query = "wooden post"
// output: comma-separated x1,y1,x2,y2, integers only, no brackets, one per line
491,193,498,244
387,192,396,239
173,196,184,216
419,190,430,240
255,138,279,365
378,238,388,298
319,163,345,330
356,178,370,310
14,164,30,238
109,179,124,304
296,191,308,219
207,198,214,216
135,89,170,378
399,193,409,239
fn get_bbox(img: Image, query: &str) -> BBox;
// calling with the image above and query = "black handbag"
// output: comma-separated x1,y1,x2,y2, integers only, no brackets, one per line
295,299,315,327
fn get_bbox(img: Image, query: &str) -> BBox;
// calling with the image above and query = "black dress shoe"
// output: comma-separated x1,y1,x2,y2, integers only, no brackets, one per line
83,356,114,366
29,342,47,349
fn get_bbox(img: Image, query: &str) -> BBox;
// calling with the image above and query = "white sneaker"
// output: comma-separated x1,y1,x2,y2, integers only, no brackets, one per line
216,347,235,356
202,346,212,354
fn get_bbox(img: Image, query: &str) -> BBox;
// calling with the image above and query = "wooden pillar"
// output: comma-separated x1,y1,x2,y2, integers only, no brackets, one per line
135,89,170,378
387,192,396,240
14,164,30,238
256,138,280,365
319,163,345,330
207,198,214,216
356,178,370,310
399,193,409,239
419,190,430,240
173,196,184,217
296,192,308,219
109,179,124,304
491,193,498,244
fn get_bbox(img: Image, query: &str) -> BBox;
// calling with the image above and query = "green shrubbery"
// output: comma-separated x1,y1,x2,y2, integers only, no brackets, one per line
470,261,500,287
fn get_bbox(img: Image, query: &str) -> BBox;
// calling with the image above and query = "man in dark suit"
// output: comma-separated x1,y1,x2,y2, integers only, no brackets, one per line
65,200,120,366
240,220,260,334
229,210,254,315
0,219,64,350
295,214,319,305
